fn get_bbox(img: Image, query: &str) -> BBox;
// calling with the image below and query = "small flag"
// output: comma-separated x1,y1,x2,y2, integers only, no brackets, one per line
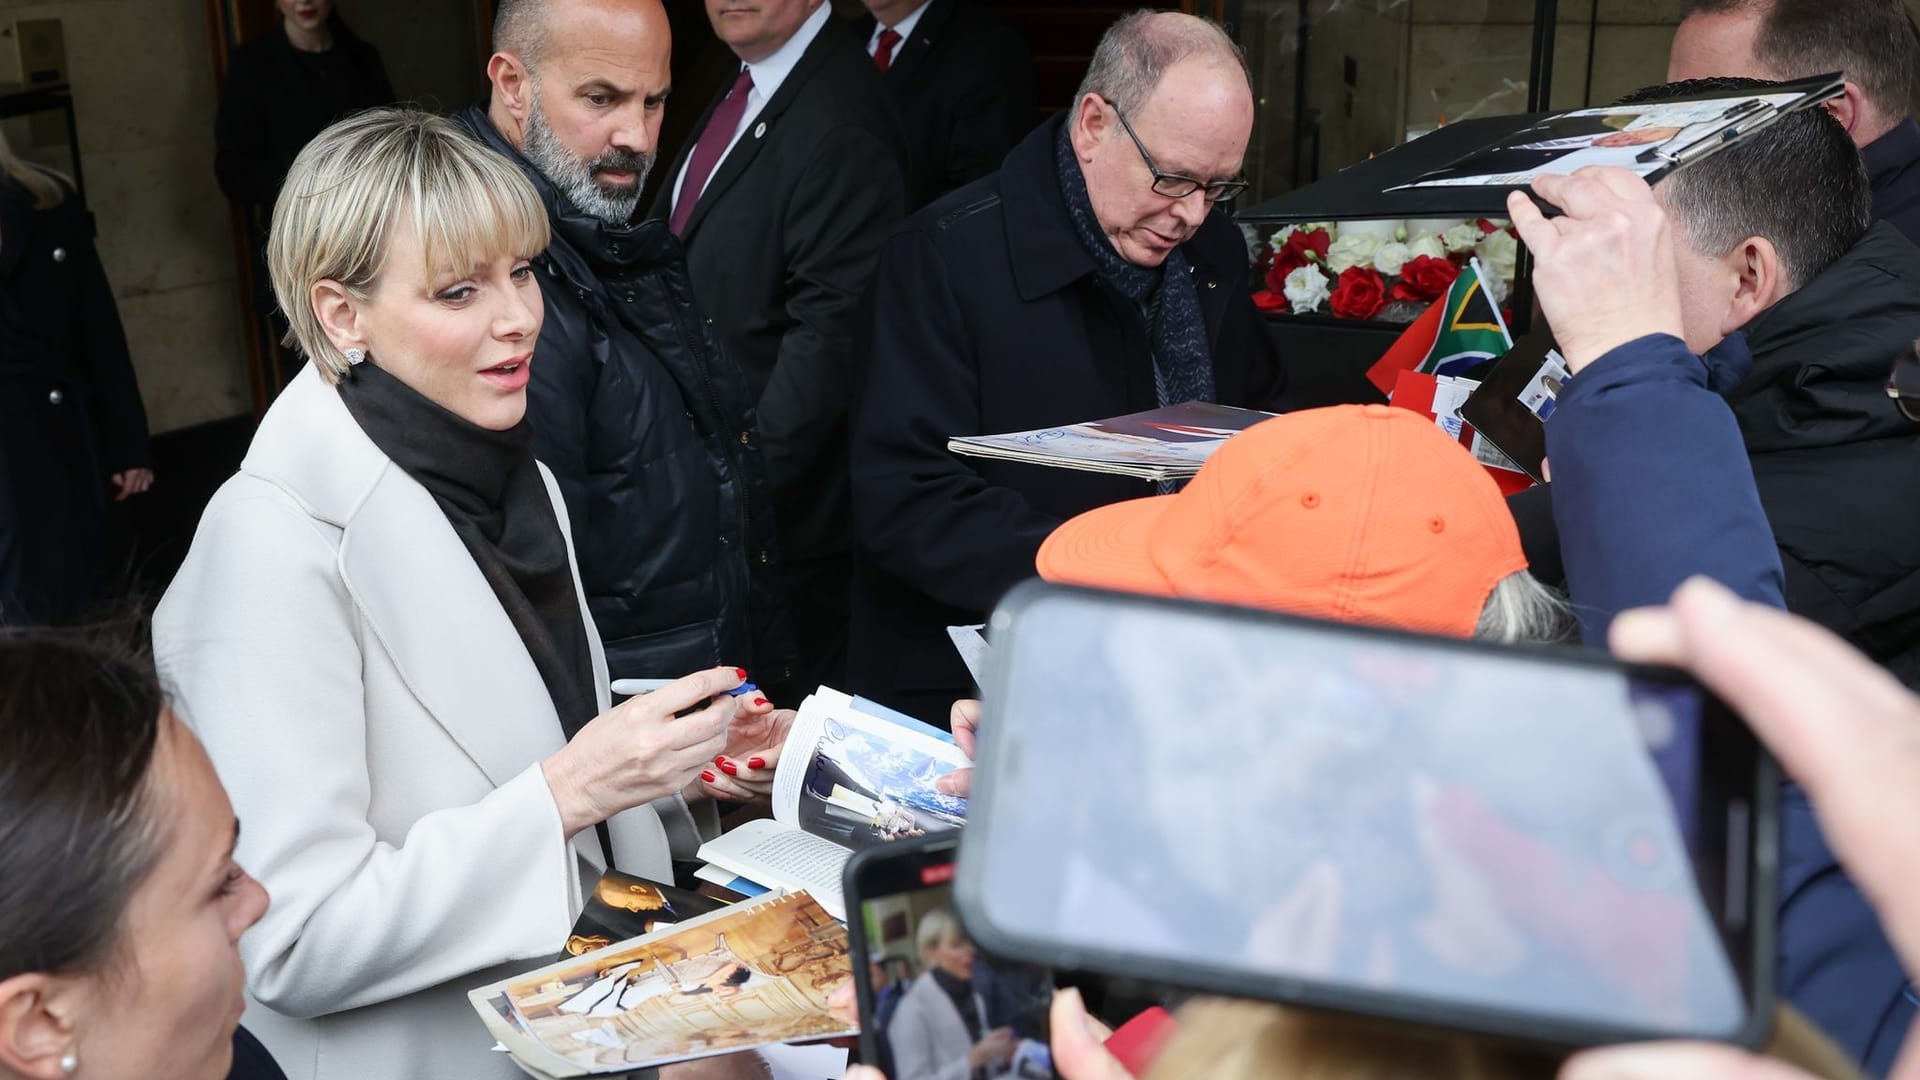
1366,257,1514,397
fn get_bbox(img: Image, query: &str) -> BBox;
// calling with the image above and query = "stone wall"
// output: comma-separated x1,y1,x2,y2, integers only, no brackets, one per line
1240,0,1684,202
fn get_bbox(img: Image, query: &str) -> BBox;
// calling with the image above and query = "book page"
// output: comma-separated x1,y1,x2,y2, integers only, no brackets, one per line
780,692,971,859
469,892,855,1076
698,818,850,920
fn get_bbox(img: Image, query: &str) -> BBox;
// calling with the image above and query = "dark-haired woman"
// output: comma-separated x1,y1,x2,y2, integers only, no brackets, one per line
0,628,277,1080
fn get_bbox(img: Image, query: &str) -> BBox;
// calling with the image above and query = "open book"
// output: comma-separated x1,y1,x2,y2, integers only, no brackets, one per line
470,891,855,1078
1394,74,1842,191
695,688,970,921
948,402,1278,482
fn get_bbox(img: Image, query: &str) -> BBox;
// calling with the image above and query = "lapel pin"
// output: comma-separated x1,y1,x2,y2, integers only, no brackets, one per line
754,121,767,139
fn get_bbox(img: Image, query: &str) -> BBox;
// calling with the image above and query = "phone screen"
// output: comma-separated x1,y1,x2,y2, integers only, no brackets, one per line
850,842,1057,1079
962,585,1770,1046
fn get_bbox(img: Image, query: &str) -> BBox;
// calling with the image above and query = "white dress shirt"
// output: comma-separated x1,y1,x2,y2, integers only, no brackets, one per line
868,0,932,55
672,1,835,214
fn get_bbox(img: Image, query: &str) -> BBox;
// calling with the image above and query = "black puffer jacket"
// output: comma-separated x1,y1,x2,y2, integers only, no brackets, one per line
1730,221,1920,687
452,108,796,686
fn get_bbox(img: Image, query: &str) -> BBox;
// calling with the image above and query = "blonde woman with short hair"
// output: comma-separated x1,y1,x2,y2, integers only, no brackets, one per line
154,108,795,1080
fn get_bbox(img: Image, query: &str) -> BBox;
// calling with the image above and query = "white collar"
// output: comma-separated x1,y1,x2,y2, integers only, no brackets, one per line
744,2,833,103
872,0,932,47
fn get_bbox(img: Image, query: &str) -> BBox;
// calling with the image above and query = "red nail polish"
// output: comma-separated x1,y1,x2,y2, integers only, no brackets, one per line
714,754,727,766
718,760,739,776
700,770,717,783
747,757,766,770
754,696,769,707
735,667,748,680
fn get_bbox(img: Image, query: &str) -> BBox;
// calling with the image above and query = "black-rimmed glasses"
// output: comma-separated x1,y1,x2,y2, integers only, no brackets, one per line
1107,98,1248,204
1888,345,1920,422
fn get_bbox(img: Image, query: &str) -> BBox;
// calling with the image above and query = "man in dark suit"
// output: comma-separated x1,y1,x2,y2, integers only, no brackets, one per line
853,0,1035,209
652,0,907,695
847,11,1288,722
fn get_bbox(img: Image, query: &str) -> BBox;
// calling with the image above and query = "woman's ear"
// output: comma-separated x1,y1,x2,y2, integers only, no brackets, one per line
310,279,366,358
0,974,81,1080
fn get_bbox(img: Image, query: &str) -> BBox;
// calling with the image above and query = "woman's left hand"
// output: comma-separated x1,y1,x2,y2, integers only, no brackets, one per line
697,694,794,802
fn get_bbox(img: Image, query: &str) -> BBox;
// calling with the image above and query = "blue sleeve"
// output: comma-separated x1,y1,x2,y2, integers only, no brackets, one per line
1545,332,1785,645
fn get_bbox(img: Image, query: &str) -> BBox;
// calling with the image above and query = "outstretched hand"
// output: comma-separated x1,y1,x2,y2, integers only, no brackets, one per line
934,698,980,797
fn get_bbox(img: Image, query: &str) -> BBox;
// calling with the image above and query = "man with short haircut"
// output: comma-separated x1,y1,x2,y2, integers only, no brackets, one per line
454,0,796,690
854,0,1036,208
1510,77,1920,1075
651,0,907,695
1668,0,1920,241
847,11,1288,722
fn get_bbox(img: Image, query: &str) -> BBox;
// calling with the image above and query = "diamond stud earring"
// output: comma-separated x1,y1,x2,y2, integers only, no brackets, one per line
344,347,366,366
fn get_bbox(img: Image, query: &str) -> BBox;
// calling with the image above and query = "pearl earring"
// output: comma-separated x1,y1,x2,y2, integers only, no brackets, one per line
60,1049,77,1075
344,347,366,366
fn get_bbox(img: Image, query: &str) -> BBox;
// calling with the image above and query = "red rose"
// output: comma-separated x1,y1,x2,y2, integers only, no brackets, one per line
1251,289,1290,313
1476,218,1500,234
1329,267,1387,320
1266,227,1331,289
1390,254,1462,303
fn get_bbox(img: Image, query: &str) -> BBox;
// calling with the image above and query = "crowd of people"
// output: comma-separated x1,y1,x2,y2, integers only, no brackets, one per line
4,0,1920,1077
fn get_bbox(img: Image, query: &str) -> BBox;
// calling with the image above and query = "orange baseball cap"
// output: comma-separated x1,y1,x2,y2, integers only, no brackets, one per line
1035,404,1530,638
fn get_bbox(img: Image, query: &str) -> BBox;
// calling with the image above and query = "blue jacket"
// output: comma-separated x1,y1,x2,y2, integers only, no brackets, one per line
1546,332,1784,642
1546,332,1915,1076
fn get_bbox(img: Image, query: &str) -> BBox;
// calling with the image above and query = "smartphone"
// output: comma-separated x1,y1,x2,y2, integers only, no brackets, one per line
846,834,1058,1078
958,582,1778,1050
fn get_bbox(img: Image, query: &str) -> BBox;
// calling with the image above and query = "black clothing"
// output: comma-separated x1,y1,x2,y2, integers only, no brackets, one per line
1507,221,1920,1076
929,967,986,1041
852,0,1034,209
452,108,797,691
847,116,1289,721
227,1026,290,1080
650,18,908,693
0,176,149,624
1863,118,1920,247
213,17,394,206
337,362,599,739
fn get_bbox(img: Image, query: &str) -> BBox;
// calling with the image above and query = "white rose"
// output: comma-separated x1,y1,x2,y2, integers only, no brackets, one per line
1325,232,1381,273
1406,218,1471,242
1338,219,1402,245
1283,264,1332,314
1475,229,1519,286
1373,241,1412,277
1270,224,1300,249
1443,222,1483,254
1406,234,1447,262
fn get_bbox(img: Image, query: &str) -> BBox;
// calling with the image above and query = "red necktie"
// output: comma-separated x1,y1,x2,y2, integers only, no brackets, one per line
670,67,754,237
875,27,902,72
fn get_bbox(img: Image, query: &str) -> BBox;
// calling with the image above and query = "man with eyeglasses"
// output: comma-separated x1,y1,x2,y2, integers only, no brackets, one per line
846,10,1288,723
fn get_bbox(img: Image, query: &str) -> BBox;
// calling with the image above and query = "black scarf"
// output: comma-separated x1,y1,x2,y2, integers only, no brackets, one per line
1054,121,1215,411
337,363,600,740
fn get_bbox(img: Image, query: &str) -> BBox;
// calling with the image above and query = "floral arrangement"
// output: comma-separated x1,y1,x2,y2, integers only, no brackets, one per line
1247,218,1519,323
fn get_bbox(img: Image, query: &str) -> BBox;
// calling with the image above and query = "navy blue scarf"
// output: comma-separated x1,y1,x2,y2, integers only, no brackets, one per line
1054,122,1215,410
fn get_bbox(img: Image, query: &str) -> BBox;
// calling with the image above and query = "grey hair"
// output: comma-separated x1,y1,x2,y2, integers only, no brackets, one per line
1074,9,1252,116
493,0,549,67
915,909,965,957
1474,571,1575,644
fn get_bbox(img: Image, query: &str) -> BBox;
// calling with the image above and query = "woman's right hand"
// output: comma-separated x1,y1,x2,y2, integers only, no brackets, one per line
542,667,744,839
